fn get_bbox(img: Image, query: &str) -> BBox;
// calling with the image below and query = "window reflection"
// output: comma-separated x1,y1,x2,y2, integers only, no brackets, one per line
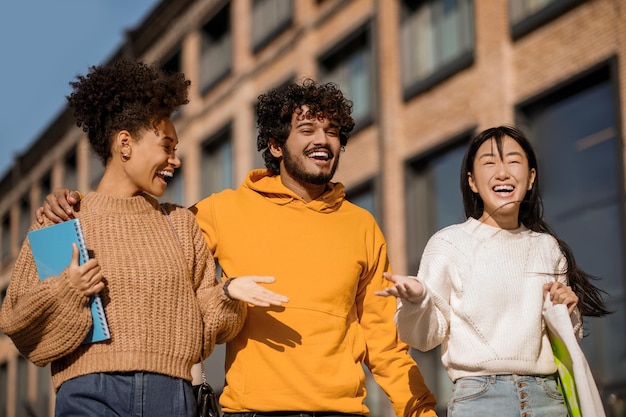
519,71,625,393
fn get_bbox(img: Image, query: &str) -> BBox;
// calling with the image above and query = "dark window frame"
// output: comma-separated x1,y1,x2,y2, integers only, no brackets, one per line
251,0,294,53
199,3,232,95
514,58,626,400
201,123,234,197
510,0,585,40
404,127,474,273
345,177,379,222
318,23,375,134
400,0,476,101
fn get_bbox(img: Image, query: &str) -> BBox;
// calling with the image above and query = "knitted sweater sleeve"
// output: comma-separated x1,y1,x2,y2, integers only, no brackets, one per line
396,234,453,352
0,223,93,366
168,206,247,358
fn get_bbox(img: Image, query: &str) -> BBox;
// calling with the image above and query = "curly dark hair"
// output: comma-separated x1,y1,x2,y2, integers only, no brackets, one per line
256,78,355,175
67,59,191,165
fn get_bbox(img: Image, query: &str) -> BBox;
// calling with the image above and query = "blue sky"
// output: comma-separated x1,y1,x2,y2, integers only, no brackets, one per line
0,0,161,178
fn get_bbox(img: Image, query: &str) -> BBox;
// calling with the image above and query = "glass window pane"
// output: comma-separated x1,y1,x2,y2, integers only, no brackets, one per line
509,0,558,24
64,151,78,192
522,76,625,387
1,215,10,264
0,362,7,417
347,183,376,220
319,29,372,130
39,174,52,206
200,5,231,91
17,356,28,416
89,151,104,191
201,127,234,197
400,0,474,90
35,364,50,417
431,145,466,229
252,0,293,50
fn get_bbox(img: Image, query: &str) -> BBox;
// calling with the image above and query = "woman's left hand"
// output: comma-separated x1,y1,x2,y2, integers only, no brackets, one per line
544,281,578,314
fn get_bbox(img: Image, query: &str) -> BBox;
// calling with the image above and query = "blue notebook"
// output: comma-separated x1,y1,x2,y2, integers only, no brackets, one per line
27,219,110,344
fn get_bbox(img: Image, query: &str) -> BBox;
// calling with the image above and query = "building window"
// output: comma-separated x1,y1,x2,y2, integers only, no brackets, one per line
34,364,50,417
160,160,185,206
64,150,78,192
162,48,181,74
1,215,10,264
517,64,625,396
346,180,378,222
18,197,30,244
17,356,28,416
404,135,469,415
162,48,184,120
40,173,52,206
88,151,104,191
199,4,232,94
405,136,468,281
509,0,584,39
319,26,373,132
201,125,234,198
400,0,474,99
0,362,7,417
251,0,293,52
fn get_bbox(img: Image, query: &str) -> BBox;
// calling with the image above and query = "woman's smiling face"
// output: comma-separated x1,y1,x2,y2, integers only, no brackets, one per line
467,135,536,229
121,118,181,197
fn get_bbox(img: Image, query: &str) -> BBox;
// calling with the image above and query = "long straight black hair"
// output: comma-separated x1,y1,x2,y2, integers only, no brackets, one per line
460,126,610,317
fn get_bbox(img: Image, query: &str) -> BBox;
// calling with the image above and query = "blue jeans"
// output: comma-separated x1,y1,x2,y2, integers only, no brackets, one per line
55,372,197,417
448,374,567,417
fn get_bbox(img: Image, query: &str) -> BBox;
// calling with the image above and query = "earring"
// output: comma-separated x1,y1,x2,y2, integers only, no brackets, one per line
121,153,130,161
340,146,345,153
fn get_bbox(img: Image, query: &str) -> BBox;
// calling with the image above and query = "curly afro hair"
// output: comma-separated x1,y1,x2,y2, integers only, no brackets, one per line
67,59,191,165
256,78,354,175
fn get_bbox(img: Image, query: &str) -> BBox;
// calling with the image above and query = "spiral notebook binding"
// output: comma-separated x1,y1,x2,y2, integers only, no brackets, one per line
73,219,111,343
74,219,89,263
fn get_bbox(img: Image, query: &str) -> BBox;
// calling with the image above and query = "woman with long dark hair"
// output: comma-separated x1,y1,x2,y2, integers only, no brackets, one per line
377,125,609,416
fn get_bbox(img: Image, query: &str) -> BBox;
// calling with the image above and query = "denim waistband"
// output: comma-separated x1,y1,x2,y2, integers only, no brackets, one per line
457,374,557,383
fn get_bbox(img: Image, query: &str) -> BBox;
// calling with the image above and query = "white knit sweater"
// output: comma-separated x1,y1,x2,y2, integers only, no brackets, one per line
396,217,583,382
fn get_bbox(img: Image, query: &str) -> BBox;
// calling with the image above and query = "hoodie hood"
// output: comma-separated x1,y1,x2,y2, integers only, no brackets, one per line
244,169,345,213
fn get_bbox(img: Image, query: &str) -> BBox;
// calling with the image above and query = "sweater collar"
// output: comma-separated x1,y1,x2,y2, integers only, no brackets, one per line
243,169,345,213
464,217,529,239
80,192,159,215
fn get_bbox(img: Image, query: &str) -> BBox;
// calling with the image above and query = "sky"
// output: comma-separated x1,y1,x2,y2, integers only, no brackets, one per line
0,0,162,179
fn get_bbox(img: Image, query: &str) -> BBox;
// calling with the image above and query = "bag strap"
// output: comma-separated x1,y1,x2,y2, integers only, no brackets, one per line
200,361,207,384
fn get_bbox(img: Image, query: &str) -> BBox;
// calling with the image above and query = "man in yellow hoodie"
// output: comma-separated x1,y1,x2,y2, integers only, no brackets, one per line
190,79,436,417
37,79,437,417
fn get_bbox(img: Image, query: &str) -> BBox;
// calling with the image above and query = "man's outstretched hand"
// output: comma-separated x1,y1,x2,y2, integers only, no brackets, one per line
36,188,81,224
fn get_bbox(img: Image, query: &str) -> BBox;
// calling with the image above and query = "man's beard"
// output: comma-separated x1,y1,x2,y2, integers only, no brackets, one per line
282,146,340,185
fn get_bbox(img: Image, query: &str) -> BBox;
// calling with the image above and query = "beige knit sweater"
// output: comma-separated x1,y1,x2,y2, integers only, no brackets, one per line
0,192,246,390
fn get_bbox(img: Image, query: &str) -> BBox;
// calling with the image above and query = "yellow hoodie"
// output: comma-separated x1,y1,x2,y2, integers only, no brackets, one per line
192,170,436,417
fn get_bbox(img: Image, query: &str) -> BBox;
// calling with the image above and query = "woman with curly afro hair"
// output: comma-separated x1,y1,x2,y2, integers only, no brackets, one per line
0,60,280,416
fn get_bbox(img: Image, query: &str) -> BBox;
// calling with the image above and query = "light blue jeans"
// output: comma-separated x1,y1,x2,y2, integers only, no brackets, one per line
448,374,568,417
55,372,197,417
